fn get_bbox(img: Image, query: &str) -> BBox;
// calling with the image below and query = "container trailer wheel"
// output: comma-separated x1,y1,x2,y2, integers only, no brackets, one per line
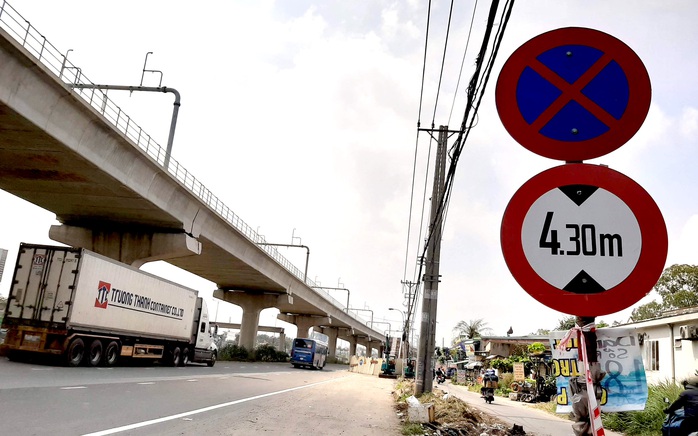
170,347,182,367
87,339,103,367
180,348,190,367
103,341,120,367
66,338,85,367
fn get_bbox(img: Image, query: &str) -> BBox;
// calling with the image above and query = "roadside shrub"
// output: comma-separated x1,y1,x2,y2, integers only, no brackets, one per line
496,372,514,397
218,344,250,361
602,380,682,435
253,344,289,362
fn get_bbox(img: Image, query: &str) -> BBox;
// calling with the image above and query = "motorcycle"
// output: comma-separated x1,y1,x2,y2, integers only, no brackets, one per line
481,386,495,404
436,373,446,384
662,398,697,436
663,408,687,436
481,370,499,404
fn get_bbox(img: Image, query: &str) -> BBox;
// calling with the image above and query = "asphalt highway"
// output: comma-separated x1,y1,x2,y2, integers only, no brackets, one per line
0,357,400,435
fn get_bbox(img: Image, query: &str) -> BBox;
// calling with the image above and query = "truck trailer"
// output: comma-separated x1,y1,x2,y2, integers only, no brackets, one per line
1,243,217,367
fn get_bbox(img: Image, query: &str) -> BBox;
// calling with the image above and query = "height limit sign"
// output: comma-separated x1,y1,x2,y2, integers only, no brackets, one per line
501,164,667,316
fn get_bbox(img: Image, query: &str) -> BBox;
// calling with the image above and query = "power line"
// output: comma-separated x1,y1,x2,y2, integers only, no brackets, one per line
430,0,456,127
402,0,516,347
416,0,434,129
415,0,516,293
403,0,434,280
448,0,480,126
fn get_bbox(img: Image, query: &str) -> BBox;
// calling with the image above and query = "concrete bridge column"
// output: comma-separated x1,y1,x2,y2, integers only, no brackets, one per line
359,337,371,356
367,340,377,358
348,336,357,356
320,327,339,361
279,332,287,351
49,224,201,268
277,314,331,339
213,290,292,351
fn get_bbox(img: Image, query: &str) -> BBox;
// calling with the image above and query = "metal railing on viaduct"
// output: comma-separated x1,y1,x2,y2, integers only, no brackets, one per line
0,1,381,343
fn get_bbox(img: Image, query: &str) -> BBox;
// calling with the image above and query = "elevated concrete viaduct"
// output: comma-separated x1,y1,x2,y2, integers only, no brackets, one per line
0,14,384,349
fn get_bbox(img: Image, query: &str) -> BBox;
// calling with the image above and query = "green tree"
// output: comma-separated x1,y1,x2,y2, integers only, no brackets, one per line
655,264,698,309
554,316,609,330
452,318,492,340
631,264,698,321
630,299,665,322
555,316,577,330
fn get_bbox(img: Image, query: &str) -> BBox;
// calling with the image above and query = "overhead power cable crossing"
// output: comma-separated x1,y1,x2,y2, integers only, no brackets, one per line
403,0,434,281
401,0,516,391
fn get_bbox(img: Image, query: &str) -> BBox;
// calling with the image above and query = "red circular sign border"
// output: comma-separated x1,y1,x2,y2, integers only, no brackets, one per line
496,27,652,162
500,164,667,316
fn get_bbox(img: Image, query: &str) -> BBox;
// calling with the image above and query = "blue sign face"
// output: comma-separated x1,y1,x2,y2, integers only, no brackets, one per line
496,28,651,161
518,45,630,142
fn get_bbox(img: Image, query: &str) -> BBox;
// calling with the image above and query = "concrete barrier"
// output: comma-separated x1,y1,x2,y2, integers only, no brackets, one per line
348,355,386,375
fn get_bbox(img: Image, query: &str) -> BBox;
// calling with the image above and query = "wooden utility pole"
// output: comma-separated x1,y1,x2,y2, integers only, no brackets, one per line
415,126,447,395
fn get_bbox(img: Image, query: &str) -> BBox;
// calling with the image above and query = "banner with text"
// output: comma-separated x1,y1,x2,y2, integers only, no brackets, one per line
549,327,647,413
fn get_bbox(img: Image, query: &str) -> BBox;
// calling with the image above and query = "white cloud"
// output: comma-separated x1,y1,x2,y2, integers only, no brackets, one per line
4,0,698,346
679,107,698,138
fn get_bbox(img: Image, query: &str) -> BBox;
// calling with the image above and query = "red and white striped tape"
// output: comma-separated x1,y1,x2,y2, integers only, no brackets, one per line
558,323,605,436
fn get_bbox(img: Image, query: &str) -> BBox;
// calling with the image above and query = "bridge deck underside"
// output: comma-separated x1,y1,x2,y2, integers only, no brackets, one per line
0,29,378,336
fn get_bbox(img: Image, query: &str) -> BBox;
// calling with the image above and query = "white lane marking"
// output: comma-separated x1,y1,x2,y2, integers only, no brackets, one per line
137,382,155,385
186,379,197,382
31,368,53,371
82,376,346,436
60,386,87,390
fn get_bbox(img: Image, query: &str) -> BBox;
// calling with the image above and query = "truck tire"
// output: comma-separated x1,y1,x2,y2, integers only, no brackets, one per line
180,348,189,367
87,339,103,367
170,347,181,367
103,341,119,367
67,338,85,367
206,351,216,367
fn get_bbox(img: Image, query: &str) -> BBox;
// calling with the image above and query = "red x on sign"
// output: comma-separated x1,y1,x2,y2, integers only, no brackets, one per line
496,27,651,161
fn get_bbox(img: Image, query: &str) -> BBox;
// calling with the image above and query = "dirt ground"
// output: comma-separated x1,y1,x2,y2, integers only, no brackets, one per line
173,371,402,436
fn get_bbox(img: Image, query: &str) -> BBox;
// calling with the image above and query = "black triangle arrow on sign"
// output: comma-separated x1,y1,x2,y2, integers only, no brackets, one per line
563,270,606,294
558,185,598,206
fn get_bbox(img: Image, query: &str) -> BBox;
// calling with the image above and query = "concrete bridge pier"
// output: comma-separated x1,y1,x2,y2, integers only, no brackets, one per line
347,335,358,356
213,290,292,351
49,224,201,267
358,336,373,357
277,313,331,339
320,327,339,361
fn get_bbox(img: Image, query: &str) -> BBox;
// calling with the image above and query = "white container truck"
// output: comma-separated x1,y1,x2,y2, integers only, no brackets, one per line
1,243,217,367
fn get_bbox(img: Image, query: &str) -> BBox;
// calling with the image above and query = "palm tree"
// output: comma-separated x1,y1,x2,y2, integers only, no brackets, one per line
452,318,493,340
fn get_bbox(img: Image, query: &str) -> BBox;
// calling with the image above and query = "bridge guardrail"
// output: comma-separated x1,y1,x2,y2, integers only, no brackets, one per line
0,1,375,328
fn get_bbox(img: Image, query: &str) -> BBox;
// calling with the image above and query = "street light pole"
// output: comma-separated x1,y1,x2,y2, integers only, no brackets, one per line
258,243,310,283
372,321,391,337
347,308,373,328
312,286,350,311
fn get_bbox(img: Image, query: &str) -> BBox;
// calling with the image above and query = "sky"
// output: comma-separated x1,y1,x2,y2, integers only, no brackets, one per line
2,1,698,350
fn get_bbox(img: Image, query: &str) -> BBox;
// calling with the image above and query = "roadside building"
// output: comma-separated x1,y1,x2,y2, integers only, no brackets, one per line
620,306,698,385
